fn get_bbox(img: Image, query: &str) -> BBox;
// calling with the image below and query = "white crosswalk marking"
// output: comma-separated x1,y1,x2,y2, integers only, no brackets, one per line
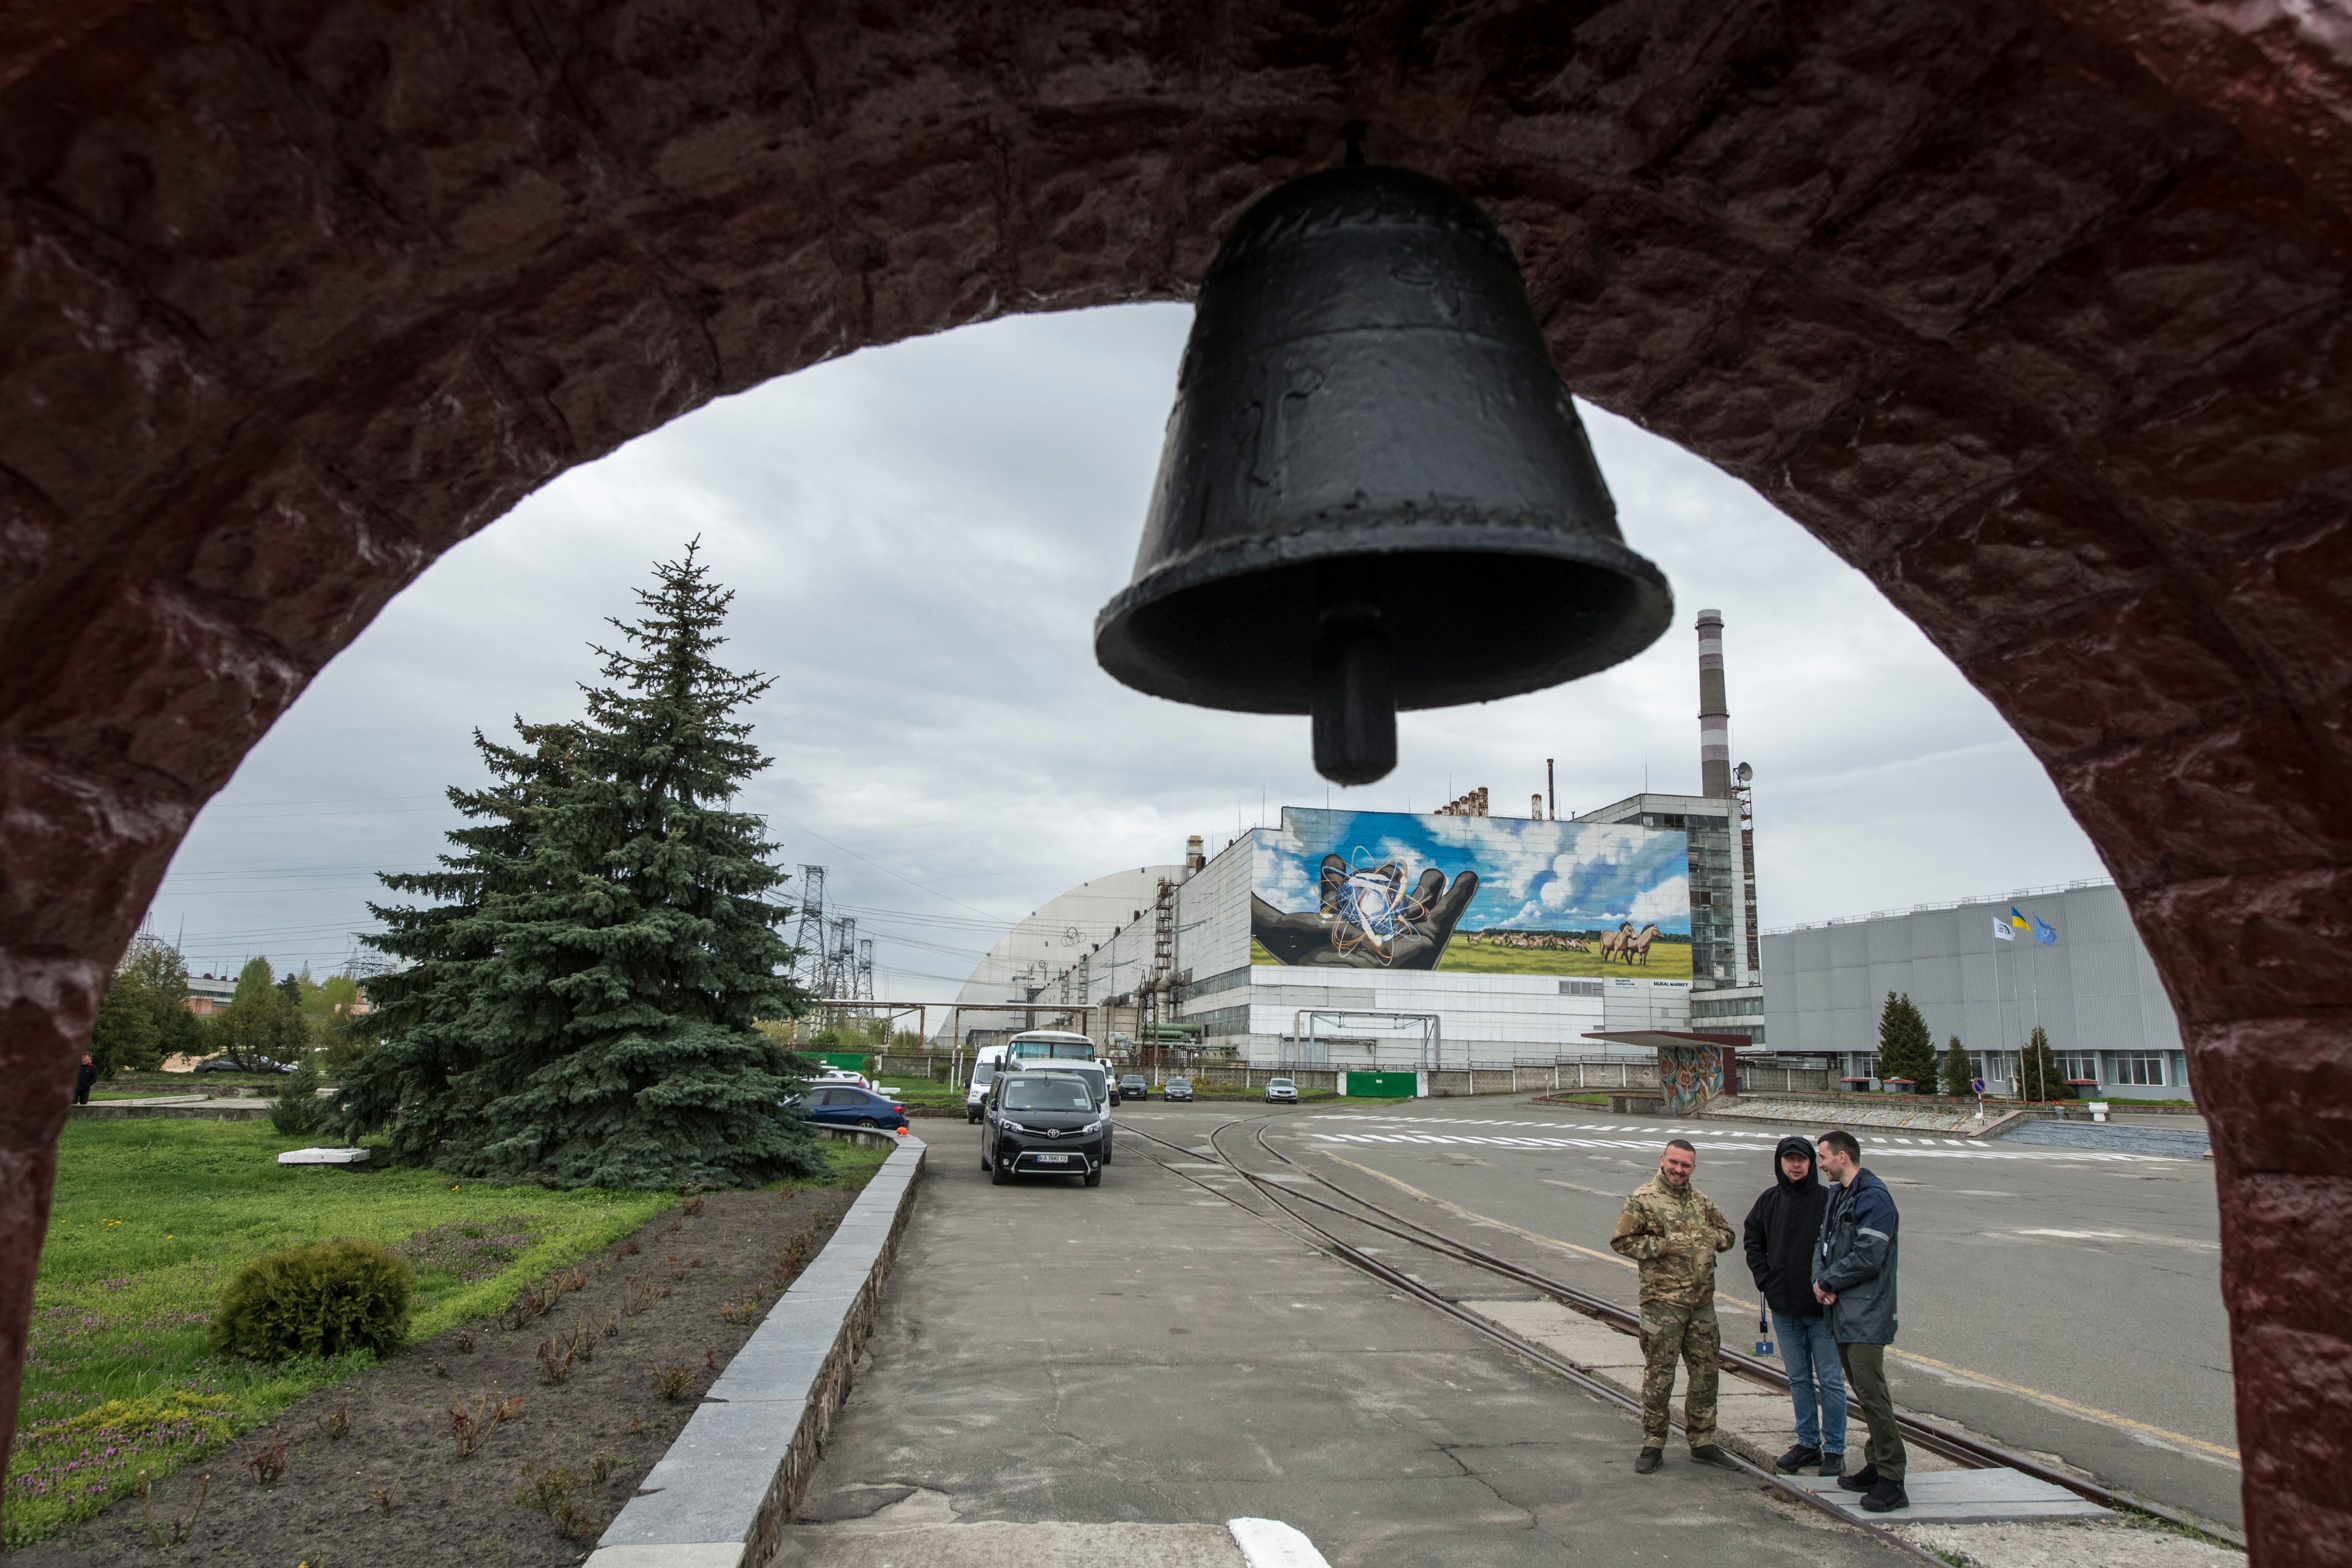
1300,1121,2179,1163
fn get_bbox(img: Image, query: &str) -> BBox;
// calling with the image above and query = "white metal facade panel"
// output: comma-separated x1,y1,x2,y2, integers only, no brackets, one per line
1762,884,2188,1097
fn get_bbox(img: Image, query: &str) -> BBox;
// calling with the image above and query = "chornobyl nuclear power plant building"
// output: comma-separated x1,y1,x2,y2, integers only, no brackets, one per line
946,609,1762,1066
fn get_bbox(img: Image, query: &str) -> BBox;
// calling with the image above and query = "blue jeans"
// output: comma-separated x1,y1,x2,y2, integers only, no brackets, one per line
1773,1311,1847,1455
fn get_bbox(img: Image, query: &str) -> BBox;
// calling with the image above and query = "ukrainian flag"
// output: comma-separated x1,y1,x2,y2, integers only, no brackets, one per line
2007,907,2032,932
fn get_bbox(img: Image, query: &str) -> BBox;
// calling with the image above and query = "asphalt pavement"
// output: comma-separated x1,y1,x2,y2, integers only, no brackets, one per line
1207,1095,2239,1531
773,1115,1923,1567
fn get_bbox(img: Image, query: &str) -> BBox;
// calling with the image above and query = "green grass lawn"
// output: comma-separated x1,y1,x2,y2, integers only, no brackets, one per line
871,1077,963,1106
6,1119,879,1548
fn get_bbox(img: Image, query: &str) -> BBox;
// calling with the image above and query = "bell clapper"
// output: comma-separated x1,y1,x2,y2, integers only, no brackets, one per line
1311,613,1397,786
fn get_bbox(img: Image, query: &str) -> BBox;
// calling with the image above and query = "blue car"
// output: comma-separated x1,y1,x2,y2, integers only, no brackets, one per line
790,1083,910,1133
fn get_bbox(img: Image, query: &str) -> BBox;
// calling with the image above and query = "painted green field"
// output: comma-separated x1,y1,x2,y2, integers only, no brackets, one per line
1436,938,1693,979
6,1119,878,1548
1250,934,1692,979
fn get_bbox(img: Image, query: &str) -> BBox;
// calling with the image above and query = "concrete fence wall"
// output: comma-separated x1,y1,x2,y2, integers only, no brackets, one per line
869,1052,1831,1098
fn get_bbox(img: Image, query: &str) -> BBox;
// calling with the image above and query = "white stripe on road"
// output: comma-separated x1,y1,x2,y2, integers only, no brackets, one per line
1310,1113,2187,1160
1300,1130,2174,1162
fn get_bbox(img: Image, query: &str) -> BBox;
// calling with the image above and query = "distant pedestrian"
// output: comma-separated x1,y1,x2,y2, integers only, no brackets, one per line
1610,1138,1738,1474
1812,1128,1909,1512
1742,1136,1845,1476
72,1052,97,1106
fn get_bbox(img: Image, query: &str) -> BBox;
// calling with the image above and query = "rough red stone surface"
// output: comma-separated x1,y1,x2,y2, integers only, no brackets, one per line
0,1,2345,1556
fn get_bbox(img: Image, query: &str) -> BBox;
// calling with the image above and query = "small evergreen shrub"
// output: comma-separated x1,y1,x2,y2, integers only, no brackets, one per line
267,1056,325,1135
209,1240,413,1362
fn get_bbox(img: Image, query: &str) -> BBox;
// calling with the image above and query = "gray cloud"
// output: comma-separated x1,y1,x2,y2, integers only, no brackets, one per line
149,303,2108,998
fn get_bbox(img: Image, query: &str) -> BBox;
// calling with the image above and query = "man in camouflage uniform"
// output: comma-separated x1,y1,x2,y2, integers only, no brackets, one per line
1610,1137,1738,1473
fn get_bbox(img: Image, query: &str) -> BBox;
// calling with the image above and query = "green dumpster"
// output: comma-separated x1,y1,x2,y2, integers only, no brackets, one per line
1341,1071,1420,1098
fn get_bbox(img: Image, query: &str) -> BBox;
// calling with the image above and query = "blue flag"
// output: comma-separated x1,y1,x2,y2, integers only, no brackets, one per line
2032,916,2057,946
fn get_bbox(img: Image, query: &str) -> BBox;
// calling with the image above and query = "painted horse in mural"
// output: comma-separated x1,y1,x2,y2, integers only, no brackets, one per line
1598,922,1662,965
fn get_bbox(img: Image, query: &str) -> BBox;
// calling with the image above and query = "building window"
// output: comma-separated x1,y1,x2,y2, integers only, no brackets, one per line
2109,1053,2166,1087
1559,981,1603,998
2058,1051,2100,1084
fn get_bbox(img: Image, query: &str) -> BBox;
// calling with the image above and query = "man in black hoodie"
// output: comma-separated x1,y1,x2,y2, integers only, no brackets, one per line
1742,1135,1844,1476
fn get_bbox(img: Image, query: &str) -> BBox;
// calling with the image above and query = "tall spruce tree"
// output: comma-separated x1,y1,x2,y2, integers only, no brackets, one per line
1874,992,1936,1090
334,545,824,1188
2018,1026,2072,1101
1938,1035,1974,1099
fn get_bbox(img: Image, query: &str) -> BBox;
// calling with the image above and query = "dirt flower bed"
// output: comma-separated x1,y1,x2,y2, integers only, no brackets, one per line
10,1180,867,1566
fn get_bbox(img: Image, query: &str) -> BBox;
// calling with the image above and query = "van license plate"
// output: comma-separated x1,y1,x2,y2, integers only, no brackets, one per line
1035,1154,1073,1164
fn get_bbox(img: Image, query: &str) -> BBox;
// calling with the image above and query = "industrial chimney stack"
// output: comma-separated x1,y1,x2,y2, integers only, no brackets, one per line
1697,608,1731,798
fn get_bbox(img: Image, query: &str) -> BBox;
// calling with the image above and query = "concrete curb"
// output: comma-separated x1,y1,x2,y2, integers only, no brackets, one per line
67,1099,270,1120
1702,1096,2002,1136
1229,1517,1333,1566
584,1130,927,1568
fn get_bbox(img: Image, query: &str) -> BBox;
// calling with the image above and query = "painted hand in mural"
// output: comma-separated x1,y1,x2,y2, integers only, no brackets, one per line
1250,854,1481,969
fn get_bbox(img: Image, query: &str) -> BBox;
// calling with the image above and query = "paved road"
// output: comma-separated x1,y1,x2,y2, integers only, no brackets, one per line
776,1119,1920,1567
1160,1096,2240,1531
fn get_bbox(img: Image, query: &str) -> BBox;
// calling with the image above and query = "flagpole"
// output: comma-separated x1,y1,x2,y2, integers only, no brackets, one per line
2028,913,2043,1095
1991,914,2009,1098
2008,920,2027,1098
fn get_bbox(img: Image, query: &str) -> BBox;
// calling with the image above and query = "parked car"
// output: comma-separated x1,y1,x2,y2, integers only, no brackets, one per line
193,1056,295,1074
1265,1077,1299,1104
1162,1076,1194,1102
1118,1074,1150,1101
964,1053,1005,1124
789,1083,909,1133
982,1071,1108,1187
1021,1061,1115,1164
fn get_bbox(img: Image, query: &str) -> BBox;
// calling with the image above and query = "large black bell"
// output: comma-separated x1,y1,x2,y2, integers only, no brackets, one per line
1093,164,1672,785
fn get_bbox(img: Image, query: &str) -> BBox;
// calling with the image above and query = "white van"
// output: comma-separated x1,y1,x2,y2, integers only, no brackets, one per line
964,1044,1009,1124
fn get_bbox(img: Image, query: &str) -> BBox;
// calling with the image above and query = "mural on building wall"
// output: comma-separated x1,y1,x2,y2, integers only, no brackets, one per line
1658,1044,1727,1113
1250,809,1692,975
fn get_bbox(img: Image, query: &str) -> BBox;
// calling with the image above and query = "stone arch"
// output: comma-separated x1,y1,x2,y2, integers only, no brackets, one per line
2,2,2345,1558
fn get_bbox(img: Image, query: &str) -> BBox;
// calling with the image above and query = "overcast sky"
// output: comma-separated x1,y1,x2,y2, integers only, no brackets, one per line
147,303,2111,999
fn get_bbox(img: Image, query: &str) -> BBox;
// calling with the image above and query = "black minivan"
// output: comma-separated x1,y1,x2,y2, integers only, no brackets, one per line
982,1071,1109,1187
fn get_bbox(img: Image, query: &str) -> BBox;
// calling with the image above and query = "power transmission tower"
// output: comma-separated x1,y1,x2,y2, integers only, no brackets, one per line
825,916,858,1001
793,865,827,993
856,938,875,1003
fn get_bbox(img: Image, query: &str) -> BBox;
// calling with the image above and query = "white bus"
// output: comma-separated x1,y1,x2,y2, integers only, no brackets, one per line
1005,1030,1099,1063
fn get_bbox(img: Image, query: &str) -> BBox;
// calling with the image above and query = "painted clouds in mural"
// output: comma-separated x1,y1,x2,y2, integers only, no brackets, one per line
1250,808,1691,976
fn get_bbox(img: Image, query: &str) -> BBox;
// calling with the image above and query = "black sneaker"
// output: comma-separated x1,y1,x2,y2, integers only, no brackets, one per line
1836,1463,1877,1493
1774,1444,1822,1474
1860,1477,1910,1512
1689,1444,1738,1469
1634,1447,1662,1474
1819,1453,1845,1479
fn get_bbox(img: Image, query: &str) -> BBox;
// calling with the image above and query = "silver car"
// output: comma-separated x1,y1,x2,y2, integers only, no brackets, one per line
1264,1077,1298,1104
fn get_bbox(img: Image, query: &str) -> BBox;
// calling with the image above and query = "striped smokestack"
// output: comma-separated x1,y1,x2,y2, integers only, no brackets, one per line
1697,608,1730,798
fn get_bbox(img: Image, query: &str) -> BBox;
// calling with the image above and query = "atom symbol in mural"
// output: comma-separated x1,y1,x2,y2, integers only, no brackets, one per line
1326,851,1437,961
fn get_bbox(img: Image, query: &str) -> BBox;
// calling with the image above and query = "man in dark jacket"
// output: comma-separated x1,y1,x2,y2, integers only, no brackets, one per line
1813,1128,1907,1512
72,1052,97,1106
1743,1136,1844,1477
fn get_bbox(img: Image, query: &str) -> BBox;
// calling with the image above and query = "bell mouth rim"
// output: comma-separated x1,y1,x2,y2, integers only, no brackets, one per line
1093,511,1673,716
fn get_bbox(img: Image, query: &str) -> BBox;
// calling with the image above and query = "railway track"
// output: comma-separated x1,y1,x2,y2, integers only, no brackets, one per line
1114,1111,2244,1554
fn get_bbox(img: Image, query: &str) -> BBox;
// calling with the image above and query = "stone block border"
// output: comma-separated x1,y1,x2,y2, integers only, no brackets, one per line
1702,1095,2021,1137
584,1128,925,1568
67,1098,270,1120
